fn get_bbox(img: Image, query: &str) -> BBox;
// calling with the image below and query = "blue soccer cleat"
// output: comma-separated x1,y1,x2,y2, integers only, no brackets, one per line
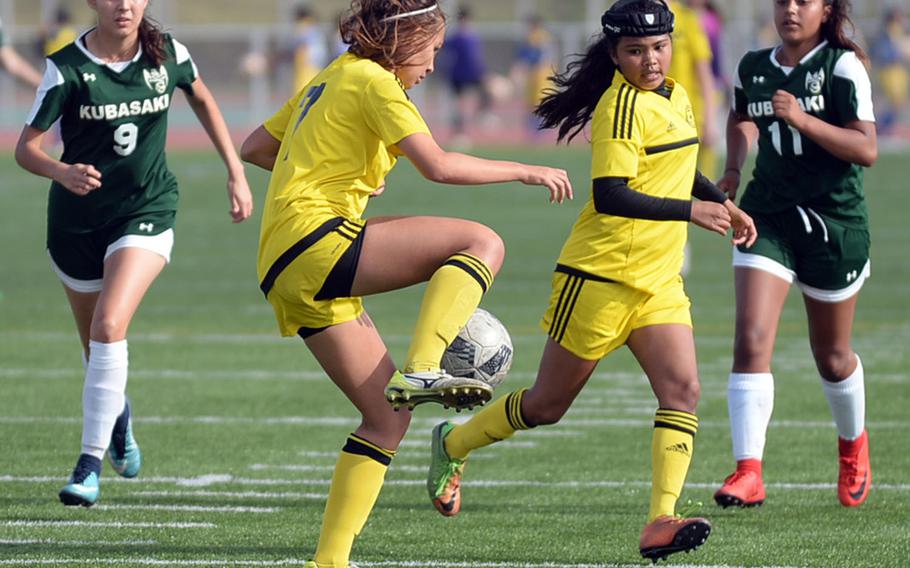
59,458,101,507
108,399,141,478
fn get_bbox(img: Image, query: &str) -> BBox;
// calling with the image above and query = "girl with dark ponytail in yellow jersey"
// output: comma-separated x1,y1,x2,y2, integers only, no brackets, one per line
426,0,756,562
241,1,572,565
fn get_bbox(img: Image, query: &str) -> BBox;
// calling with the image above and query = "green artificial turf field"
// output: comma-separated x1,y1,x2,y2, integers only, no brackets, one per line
1,149,907,567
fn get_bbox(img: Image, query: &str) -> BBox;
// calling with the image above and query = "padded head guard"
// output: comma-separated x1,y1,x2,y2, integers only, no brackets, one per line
601,0,675,38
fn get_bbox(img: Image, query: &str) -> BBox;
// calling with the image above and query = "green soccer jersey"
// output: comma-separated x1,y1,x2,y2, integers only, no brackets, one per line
27,30,198,233
733,41,875,227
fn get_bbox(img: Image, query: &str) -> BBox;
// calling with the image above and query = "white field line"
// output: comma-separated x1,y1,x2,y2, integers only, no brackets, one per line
1,415,907,430
1,520,214,529
132,490,326,500
96,503,279,514
2,474,909,492
296,449,499,461
251,463,427,474
0,539,156,546
0,560,812,568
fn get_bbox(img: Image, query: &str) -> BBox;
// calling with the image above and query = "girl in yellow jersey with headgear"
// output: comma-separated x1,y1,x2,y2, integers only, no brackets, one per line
425,0,756,562
240,1,572,565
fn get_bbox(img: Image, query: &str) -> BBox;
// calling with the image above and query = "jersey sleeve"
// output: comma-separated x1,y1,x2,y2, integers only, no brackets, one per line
361,75,430,147
831,51,875,123
732,54,750,114
170,37,199,93
25,59,70,131
591,88,642,180
263,88,306,142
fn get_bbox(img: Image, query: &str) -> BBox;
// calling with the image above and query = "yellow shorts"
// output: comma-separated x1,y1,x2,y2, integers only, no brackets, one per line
540,265,692,360
259,216,366,338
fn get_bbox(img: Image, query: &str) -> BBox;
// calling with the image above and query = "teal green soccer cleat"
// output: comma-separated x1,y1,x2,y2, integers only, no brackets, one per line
108,400,141,478
427,421,466,516
384,370,492,411
59,469,100,507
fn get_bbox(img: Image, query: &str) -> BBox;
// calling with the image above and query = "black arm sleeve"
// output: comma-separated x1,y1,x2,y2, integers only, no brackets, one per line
691,170,729,203
592,177,692,221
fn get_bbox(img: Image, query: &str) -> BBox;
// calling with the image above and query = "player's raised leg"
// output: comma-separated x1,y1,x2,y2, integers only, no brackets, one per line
352,215,504,410
428,338,597,515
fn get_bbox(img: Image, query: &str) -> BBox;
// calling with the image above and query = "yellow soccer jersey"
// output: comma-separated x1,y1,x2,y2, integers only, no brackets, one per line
667,0,712,128
257,52,431,281
556,72,699,294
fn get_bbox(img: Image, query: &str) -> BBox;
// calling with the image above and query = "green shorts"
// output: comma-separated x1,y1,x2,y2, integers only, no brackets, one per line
734,207,870,302
47,210,176,291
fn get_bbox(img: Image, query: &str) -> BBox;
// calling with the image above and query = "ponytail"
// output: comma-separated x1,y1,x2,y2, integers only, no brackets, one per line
535,36,618,143
823,0,868,65
139,17,167,66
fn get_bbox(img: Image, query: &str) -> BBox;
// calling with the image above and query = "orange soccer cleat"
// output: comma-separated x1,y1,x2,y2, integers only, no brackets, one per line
714,459,766,508
639,515,711,563
838,430,871,507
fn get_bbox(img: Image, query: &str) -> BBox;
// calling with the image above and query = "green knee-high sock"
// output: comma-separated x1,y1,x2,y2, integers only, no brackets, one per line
649,409,698,521
404,253,494,373
445,389,531,460
313,435,395,567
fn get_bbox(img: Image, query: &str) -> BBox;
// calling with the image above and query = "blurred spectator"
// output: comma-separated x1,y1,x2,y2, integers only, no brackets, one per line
872,7,910,137
40,7,78,56
443,6,491,145
287,4,328,96
511,15,555,139
0,17,42,89
667,0,718,177
686,0,728,93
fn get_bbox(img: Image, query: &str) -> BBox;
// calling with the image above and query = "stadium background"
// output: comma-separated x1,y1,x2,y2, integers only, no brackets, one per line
1,1,909,567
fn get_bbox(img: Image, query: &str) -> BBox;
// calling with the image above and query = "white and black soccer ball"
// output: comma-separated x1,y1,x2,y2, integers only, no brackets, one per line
442,308,513,388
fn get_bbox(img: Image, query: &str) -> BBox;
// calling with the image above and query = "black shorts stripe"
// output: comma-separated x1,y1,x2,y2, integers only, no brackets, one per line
333,228,356,241
612,84,626,139
555,277,584,343
444,259,489,293
644,137,700,156
297,325,329,340
550,275,582,343
555,264,617,283
548,274,574,337
260,217,344,297
342,436,393,466
654,420,697,437
314,224,366,301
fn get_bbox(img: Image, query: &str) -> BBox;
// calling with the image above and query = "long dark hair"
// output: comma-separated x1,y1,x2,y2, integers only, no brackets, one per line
535,36,619,143
822,0,868,64
340,0,446,70
535,0,668,143
139,17,167,66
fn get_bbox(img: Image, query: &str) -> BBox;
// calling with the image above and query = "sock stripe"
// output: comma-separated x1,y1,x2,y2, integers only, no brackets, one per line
654,421,697,437
452,253,494,288
506,389,530,430
444,259,490,293
655,410,699,430
342,435,395,466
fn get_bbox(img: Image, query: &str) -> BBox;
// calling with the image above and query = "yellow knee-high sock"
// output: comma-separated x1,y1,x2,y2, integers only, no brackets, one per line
313,435,395,567
649,409,698,521
404,253,494,373
445,389,531,460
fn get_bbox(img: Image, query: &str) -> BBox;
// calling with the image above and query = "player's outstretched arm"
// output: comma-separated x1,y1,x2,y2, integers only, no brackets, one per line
240,126,281,172
397,132,573,204
15,125,101,196
0,46,42,89
184,77,253,223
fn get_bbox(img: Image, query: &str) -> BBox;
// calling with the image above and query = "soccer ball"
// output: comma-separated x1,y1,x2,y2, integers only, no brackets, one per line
442,308,513,388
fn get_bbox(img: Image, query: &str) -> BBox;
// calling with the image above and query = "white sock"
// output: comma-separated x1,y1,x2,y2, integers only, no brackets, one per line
728,372,775,461
81,340,129,459
821,354,865,441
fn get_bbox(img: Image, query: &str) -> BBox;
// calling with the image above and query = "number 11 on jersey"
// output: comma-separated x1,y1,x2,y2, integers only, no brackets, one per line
768,121,803,156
